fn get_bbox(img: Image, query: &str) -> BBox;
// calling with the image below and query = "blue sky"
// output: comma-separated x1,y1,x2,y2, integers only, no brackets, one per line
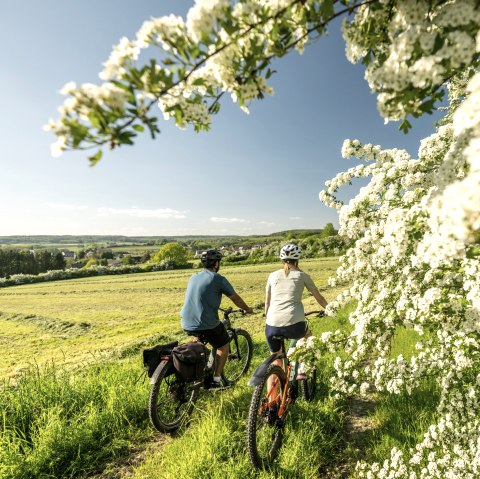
0,1,441,237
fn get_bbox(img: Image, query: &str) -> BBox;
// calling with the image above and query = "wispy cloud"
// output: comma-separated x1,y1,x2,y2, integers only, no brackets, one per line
97,207,187,219
210,217,248,223
289,216,302,220
258,221,275,226
45,202,88,210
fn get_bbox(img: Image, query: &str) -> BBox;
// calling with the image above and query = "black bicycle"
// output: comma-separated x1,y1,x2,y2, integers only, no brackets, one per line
246,311,324,469
147,307,253,433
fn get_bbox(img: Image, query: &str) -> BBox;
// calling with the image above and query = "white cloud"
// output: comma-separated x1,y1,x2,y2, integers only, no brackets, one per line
289,216,302,220
97,207,187,219
45,202,88,210
210,217,248,223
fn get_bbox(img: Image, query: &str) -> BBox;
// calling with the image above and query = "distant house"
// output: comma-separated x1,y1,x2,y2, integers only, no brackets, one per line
62,251,77,260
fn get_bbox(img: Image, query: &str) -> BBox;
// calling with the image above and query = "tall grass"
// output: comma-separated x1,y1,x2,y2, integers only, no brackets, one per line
131,366,346,479
366,380,440,464
0,359,151,479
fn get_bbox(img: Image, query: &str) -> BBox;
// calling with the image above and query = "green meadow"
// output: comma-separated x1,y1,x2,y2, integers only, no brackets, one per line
0,258,339,380
0,258,438,479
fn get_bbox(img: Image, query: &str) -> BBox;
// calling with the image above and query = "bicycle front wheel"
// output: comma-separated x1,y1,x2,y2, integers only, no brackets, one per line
222,329,253,383
300,367,317,401
148,360,200,433
246,365,286,469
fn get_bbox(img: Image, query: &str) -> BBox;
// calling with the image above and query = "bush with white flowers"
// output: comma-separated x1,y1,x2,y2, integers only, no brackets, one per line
46,1,480,476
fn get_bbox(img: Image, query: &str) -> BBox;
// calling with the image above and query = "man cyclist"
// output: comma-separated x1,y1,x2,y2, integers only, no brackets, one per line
180,249,253,389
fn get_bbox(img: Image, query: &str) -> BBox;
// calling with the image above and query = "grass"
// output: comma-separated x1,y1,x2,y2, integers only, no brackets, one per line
131,385,345,479
0,358,152,479
0,258,340,380
0,258,445,478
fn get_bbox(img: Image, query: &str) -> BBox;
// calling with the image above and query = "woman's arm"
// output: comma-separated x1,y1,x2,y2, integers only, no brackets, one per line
311,287,328,309
265,289,271,316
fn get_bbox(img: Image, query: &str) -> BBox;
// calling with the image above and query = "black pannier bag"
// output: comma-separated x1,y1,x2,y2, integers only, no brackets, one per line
171,341,209,382
143,340,179,377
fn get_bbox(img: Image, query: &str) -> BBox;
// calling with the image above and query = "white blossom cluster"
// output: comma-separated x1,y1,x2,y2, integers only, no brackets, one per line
44,81,129,157
46,0,335,155
343,0,480,121
313,14,480,474
315,118,480,474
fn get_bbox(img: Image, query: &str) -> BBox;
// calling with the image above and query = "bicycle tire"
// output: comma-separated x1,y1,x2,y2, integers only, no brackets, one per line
148,360,200,433
246,365,287,469
300,367,317,401
222,329,253,383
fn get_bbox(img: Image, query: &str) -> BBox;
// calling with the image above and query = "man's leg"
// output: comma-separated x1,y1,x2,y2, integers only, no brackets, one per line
214,342,229,377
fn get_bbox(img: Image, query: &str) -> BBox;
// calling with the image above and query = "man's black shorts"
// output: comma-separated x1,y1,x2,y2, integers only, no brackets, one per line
183,322,230,348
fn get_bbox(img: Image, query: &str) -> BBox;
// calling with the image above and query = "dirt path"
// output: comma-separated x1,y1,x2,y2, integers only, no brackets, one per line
86,436,167,479
321,393,378,478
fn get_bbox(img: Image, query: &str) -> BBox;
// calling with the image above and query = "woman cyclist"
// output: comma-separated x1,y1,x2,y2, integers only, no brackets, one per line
264,244,327,379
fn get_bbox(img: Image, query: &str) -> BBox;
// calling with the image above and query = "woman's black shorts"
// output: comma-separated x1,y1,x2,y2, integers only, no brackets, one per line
265,321,308,352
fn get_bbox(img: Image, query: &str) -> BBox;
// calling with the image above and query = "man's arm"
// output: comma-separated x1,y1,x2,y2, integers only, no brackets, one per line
228,293,253,314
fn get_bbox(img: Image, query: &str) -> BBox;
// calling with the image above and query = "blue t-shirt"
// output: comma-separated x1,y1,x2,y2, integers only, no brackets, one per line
180,270,235,331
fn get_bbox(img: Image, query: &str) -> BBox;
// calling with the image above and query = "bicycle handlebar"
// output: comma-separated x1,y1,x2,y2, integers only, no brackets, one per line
219,307,246,316
305,310,325,317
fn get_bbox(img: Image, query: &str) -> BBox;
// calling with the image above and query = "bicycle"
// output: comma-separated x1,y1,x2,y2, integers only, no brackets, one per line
245,310,325,469
147,307,253,433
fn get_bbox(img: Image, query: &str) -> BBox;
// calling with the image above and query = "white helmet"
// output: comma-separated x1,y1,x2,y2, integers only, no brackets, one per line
280,243,302,260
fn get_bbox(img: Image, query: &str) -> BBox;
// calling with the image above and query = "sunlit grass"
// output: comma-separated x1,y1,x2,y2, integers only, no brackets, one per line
0,358,152,479
0,258,339,379
0,259,445,479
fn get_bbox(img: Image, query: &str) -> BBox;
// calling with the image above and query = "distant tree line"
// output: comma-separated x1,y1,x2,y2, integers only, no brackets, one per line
0,227,343,278
0,249,65,278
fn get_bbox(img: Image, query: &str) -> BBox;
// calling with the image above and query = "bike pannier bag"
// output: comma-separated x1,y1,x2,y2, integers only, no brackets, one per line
143,341,179,377
171,342,209,382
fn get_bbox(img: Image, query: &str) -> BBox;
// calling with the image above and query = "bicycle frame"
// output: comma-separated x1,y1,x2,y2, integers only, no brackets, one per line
253,338,298,418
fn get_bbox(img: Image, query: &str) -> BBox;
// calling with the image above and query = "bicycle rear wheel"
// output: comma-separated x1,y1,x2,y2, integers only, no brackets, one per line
222,329,253,383
300,367,317,401
246,365,286,469
148,360,200,433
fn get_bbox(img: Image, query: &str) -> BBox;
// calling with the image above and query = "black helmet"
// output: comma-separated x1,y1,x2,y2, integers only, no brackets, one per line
201,249,223,263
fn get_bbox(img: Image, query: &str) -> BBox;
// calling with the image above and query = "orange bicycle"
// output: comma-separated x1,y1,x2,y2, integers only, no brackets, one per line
246,311,324,469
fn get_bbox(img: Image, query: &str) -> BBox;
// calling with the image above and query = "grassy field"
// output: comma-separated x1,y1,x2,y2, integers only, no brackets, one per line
0,258,439,479
0,258,339,380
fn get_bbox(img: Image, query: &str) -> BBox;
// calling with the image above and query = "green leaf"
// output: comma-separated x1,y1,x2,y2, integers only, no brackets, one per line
88,150,103,167
132,124,145,132
118,131,136,145
399,119,412,134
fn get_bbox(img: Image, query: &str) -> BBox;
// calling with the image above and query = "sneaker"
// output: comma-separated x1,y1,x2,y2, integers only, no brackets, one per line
207,378,235,390
296,372,307,381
